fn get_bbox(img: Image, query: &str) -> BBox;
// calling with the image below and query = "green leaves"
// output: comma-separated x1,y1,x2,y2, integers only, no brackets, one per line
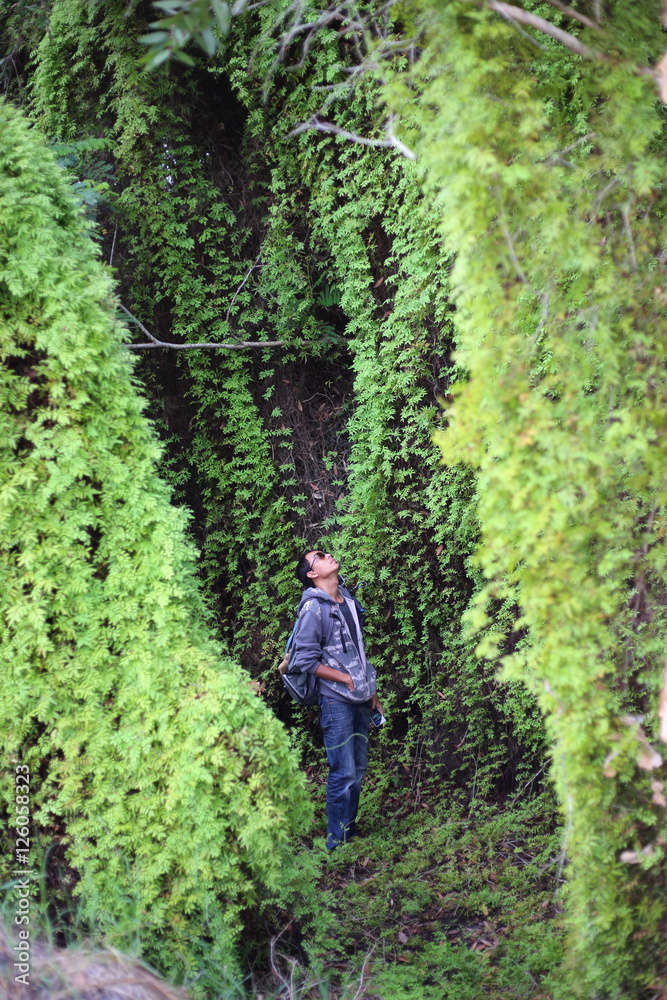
384,1,667,993
140,0,235,69
0,101,311,987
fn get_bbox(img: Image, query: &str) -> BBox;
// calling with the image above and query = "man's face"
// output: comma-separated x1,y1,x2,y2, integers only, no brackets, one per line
306,550,339,581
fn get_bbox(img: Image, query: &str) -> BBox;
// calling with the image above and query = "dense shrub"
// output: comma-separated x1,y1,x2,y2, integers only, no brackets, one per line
0,100,311,984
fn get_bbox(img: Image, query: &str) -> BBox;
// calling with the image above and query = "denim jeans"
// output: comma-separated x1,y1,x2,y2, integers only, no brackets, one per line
319,694,371,850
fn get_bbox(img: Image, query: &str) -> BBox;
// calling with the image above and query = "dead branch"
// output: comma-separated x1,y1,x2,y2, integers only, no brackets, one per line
119,305,285,350
487,1,601,60
225,253,262,325
542,0,599,30
288,114,416,159
127,339,286,349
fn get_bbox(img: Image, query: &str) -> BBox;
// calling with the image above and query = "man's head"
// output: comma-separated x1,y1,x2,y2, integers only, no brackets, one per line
296,549,340,589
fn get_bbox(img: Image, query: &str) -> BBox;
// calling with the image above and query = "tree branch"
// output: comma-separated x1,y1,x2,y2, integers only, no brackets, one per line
487,1,601,60
225,254,262,325
288,115,416,159
489,1,658,91
541,0,599,31
119,305,285,350
127,340,286,350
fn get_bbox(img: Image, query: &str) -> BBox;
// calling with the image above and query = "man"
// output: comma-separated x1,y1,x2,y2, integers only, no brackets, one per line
292,548,384,850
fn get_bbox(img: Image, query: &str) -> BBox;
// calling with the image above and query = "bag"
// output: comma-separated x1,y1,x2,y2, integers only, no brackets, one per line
278,593,337,706
278,619,319,706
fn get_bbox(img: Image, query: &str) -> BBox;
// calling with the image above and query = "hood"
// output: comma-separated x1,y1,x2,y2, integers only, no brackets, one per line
297,586,340,613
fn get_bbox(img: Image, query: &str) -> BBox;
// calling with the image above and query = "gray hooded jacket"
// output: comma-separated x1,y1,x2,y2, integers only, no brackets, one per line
291,586,377,703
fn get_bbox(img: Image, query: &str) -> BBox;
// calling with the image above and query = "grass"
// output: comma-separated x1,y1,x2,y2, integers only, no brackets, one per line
246,769,565,1000
1,763,565,1000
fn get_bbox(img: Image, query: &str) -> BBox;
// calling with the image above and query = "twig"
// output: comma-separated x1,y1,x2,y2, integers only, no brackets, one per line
593,174,623,213
352,943,377,1000
553,756,572,894
621,205,638,271
269,925,295,996
109,223,118,268
545,131,595,168
225,254,262,325
542,0,599,30
127,340,286,349
532,288,551,343
487,0,601,60
499,218,528,283
507,758,553,805
120,305,160,344
386,112,417,160
288,115,416,159
506,18,548,50
119,305,285,350
493,186,530,284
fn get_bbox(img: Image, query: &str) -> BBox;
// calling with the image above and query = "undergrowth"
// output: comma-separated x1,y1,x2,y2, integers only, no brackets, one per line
246,756,565,1000
4,772,564,1000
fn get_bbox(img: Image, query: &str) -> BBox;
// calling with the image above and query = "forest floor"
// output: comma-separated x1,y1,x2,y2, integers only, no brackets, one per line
250,762,565,1000
3,758,564,1000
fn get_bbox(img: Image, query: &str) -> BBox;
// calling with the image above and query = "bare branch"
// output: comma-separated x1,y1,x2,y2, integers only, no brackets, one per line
120,305,160,344
127,340,286,350
386,112,417,160
487,1,601,60
109,223,118,268
499,216,528,283
545,131,595,168
541,0,599,31
288,115,416,159
119,305,285,350
504,17,548,50
225,254,262,325
494,187,530,285
593,174,624,213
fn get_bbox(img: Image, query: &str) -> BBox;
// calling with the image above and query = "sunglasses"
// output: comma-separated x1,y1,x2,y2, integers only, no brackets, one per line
308,551,326,571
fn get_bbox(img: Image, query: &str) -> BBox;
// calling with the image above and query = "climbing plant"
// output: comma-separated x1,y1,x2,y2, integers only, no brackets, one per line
0,0,545,803
0,99,312,988
379,1,667,995
0,0,568,985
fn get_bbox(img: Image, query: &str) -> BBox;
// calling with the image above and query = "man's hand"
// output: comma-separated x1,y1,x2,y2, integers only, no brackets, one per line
370,693,383,714
315,663,355,690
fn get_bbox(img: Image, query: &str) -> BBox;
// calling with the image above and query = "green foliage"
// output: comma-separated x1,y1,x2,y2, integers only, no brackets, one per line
0,100,311,987
282,792,563,999
382,0,667,994
50,136,116,221
140,0,236,69
2,0,548,809
2,0,561,988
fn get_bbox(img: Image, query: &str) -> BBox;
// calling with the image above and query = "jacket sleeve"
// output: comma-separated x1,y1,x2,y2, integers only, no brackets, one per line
291,599,325,675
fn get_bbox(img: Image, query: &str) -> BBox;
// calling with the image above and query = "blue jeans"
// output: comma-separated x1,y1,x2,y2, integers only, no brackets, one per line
319,695,371,850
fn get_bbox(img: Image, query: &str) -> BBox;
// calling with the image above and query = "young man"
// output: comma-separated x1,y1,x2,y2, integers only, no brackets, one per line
292,549,384,850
